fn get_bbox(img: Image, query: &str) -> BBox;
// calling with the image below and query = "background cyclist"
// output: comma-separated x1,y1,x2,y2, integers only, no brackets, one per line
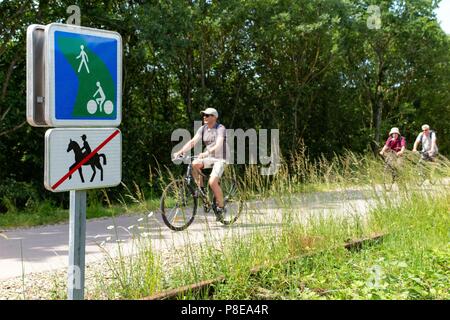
412,124,438,161
173,108,228,218
380,127,406,157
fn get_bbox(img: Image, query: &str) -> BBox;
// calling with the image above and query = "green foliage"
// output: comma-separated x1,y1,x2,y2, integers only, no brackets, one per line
1,0,449,210
0,178,40,213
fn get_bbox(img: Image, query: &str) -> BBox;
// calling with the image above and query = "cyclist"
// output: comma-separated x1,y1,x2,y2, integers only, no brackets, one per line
379,127,406,157
412,124,438,161
173,108,228,219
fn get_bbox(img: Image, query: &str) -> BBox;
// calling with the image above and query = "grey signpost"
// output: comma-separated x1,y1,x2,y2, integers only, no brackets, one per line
27,21,122,300
68,190,86,300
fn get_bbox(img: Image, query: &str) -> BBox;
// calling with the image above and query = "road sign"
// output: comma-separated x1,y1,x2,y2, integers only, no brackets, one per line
26,24,48,127
45,23,122,127
45,128,122,192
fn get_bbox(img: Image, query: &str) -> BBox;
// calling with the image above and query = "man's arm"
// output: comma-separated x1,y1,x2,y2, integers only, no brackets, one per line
380,138,390,155
397,137,406,156
174,132,201,157
199,127,225,158
205,136,224,155
412,134,421,152
430,133,437,154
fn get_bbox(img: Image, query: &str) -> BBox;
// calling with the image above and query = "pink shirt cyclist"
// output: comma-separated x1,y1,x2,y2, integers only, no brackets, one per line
380,127,406,156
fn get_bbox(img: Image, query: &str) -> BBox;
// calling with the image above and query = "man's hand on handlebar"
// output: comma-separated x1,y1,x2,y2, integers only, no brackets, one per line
173,151,184,160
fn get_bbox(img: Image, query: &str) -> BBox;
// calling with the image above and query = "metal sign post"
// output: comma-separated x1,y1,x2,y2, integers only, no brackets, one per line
68,190,86,300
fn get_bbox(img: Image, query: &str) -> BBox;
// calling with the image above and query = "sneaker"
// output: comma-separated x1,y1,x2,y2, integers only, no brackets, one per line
215,206,226,221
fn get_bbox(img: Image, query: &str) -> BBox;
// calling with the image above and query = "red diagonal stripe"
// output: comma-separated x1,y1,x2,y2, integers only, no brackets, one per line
51,129,120,190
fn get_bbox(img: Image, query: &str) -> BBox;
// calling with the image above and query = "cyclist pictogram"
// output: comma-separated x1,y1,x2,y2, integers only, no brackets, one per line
87,81,114,115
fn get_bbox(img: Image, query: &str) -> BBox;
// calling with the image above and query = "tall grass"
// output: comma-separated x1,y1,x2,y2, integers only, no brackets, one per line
71,148,450,299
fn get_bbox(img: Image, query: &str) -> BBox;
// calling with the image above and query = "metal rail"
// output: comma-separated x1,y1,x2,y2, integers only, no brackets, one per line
142,232,387,300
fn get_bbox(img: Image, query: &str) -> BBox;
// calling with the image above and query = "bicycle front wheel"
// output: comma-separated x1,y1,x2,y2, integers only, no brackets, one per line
382,165,395,191
160,179,197,231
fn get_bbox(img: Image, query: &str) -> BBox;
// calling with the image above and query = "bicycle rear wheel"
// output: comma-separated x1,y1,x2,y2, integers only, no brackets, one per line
383,165,395,191
160,179,197,231
415,161,427,186
215,175,243,225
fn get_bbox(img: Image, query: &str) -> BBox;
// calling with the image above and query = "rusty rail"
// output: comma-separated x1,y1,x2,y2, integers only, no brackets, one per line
142,232,386,300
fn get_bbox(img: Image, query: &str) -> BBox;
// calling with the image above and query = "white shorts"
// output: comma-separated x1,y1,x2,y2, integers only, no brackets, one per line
195,158,226,178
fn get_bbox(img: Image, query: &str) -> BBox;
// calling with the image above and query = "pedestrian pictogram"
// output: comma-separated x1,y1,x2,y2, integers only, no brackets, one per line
45,128,121,192
76,45,90,73
44,23,122,127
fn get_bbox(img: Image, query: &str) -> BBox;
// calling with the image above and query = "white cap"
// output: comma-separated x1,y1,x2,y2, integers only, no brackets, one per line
421,124,430,131
389,127,400,135
200,108,219,118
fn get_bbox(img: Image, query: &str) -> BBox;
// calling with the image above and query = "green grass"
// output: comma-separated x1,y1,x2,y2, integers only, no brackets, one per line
33,147,449,300
0,191,161,230
90,187,449,300
208,192,450,300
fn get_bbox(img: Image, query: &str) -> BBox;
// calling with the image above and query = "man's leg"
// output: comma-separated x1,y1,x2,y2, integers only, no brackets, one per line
192,160,204,189
209,176,224,208
209,161,225,208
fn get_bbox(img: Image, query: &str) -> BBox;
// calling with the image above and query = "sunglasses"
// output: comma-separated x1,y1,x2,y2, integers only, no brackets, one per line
202,114,213,118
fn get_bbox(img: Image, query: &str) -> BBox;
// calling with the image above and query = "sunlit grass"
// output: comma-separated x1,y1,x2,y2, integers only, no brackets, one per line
91,146,449,300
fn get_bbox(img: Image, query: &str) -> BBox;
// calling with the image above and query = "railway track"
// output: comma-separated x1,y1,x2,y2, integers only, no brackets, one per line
142,232,386,300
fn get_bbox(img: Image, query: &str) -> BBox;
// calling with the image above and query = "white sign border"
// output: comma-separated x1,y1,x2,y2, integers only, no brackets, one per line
44,127,122,192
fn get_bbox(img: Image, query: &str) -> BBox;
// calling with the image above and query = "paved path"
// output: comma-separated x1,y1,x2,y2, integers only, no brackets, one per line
0,183,447,281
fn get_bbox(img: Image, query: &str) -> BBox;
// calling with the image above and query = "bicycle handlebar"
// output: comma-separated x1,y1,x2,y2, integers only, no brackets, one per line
172,154,199,162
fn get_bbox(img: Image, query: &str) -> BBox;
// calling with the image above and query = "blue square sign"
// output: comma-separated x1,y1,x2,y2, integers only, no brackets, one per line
45,23,122,127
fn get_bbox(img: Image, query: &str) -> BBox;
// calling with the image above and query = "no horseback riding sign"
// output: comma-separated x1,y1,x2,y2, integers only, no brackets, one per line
45,23,122,127
44,128,122,192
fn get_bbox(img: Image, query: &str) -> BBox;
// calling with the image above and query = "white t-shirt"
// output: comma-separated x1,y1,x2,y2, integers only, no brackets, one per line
195,124,228,160
415,131,438,153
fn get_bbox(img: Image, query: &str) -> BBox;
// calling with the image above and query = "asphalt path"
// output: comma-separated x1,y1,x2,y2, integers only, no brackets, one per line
0,182,448,281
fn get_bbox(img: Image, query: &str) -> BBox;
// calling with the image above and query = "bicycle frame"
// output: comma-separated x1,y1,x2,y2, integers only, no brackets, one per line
181,156,215,213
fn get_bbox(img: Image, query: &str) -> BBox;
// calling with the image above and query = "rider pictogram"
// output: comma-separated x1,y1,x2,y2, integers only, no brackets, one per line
67,134,107,183
87,81,114,115
80,134,91,157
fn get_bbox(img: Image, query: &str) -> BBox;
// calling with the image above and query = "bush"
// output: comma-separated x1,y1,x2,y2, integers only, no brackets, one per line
0,178,40,213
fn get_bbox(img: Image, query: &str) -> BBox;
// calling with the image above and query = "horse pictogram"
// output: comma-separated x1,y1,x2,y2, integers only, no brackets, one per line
67,136,107,183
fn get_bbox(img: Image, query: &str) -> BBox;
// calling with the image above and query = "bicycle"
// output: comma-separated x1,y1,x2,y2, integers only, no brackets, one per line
381,151,400,191
415,151,441,186
160,155,243,231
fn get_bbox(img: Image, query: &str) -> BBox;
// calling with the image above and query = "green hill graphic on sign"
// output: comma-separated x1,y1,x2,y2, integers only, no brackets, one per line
56,35,115,118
